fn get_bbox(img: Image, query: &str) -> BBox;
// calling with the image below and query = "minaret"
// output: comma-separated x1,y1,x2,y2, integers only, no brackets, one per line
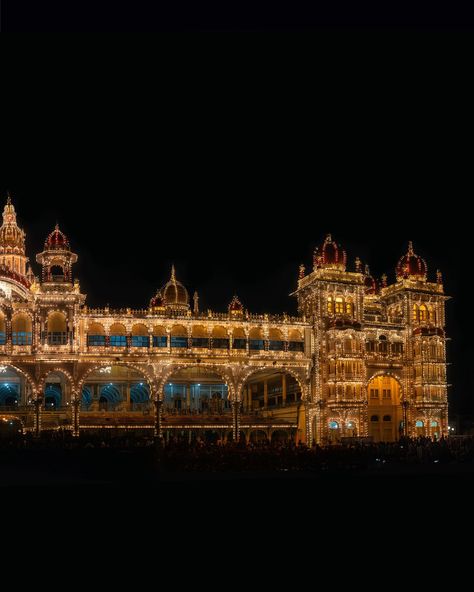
0,194,29,276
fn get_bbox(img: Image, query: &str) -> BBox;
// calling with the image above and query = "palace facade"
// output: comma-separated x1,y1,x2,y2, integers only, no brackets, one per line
0,196,448,443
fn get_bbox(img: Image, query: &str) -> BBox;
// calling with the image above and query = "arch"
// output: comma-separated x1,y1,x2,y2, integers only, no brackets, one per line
288,329,303,341
109,322,127,347
157,363,233,401
132,323,148,336
109,322,126,335
269,328,283,341
249,327,263,340
152,325,167,347
77,362,155,394
170,324,188,348
12,312,33,345
88,322,106,335
249,327,264,351
237,365,308,402
47,311,67,333
269,327,285,351
87,322,106,346
131,323,149,347
232,327,247,350
192,325,208,338
0,364,37,401
288,329,304,352
419,304,427,322
367,373,403,442
212,326,227,338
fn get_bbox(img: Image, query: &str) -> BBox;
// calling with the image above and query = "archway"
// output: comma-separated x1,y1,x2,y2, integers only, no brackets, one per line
242,368,302,412
41,371,72,411
81,365,151,412
0,366,32,408
163,367,230,416
367,374,402,442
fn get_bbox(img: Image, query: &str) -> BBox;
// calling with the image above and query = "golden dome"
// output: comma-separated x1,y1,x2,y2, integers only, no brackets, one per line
160,266,189,310
0,196,26,254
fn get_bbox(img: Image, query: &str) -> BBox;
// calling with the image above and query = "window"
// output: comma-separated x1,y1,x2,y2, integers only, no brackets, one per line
329,421,339,429
288,341,304,352
327,297,333,314
335,297,344,314
0,332,5,345
370,388,379,398
269,340,285,351
249,339,265,350
87,335,106,346
392,342,403,355
153,335,167,347
46,332,68,345
415,420,424,428
232,338,247,350
346,301,352,315
413,304,418,321
110,335,127,347
382,389,391,399
131,335,149,347
419,304,427,322
171,336,188,348
12,331,32,345
212,338,229,349
370,415,379,422
383,415,392,422
192,337,209,348
431,420,439,427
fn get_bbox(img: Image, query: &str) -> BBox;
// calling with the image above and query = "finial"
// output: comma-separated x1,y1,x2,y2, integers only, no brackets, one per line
437,269,443,284
55,222,59,231
408,241,414,255
364,263,370,276
6,191,12,205
381,273,387,288
355,257,362,272
299,264,305,279
171,264,176,281
326,233,332,242
193,291,199,314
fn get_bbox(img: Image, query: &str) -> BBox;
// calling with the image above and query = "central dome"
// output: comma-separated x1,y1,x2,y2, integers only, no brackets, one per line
396,242,427,281
314,234,346,271
160,266,189,310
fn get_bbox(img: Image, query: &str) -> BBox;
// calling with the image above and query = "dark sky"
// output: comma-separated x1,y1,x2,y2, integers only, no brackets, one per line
1,66,472,417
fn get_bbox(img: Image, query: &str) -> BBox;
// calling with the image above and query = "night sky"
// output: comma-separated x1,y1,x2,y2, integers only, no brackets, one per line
2,70,472,418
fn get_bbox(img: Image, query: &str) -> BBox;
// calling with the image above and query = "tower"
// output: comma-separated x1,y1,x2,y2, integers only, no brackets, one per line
36,224,78,284
0,195,29,277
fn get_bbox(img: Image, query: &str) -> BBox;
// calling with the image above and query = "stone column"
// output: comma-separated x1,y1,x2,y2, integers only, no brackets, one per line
282,374,287,406
232,400,241,442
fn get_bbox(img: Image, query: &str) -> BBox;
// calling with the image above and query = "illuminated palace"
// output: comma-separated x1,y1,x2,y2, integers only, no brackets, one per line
0,196,448,443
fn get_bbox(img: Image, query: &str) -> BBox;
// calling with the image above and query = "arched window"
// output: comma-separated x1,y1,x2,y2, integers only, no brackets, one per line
335,297,344,314
329,421,339,429
87,322,106,346
132,324,149,347
212,326,229,350
191,325,209,348
46,312,68,345
232,327,247,350
269,328,285,351
366,339,377,353
152,326,167,348
429,307,436,323
12,314,33,345
327,296,333,314
383,415,392,422
431,420,439,427
415,420,424,428
288,329,304,352
109,323,127,347
413,304,419,322
249,327,264,351
379,335,388,354
419,304,427,322
370,415,379,422
170,325,188,348
345,298,353,316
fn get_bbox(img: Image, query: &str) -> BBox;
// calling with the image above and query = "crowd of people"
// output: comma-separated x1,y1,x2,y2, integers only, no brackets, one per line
2,431,474,475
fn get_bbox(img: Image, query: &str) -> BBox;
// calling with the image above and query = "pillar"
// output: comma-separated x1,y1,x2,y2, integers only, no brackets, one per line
232,400,241,442
72,395,80,437
186,382,191,411
282,374,287,406
34,396,42,437
263,379,268,409
154,399,163,440
126,383,131,410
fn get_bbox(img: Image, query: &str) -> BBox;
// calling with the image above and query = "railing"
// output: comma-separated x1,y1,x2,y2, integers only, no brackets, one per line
81,307,303,324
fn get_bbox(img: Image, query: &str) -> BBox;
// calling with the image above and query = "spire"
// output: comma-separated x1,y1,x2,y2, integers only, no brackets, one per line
365,264,370,276
193,291,199,314
408,241,414,256
3,193,17,225
299,264,305,279
355,257,362,272
171,264,176,282
6,192,12,205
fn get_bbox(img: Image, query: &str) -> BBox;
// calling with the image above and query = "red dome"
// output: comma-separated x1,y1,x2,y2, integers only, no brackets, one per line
45,225,70,251
229,295,243,313
150,291,164,309
396,242,427,281
0,263,31,289
314,234,346,270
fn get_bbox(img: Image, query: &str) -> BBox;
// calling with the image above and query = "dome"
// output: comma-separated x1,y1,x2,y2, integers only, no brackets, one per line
396,242,427,281
0,196,26,252
228,295,244,315
150,290,164,309
364,265,378,295
160,266,189,309
44,224,70,251
0,263,31,289
314,234,346,270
